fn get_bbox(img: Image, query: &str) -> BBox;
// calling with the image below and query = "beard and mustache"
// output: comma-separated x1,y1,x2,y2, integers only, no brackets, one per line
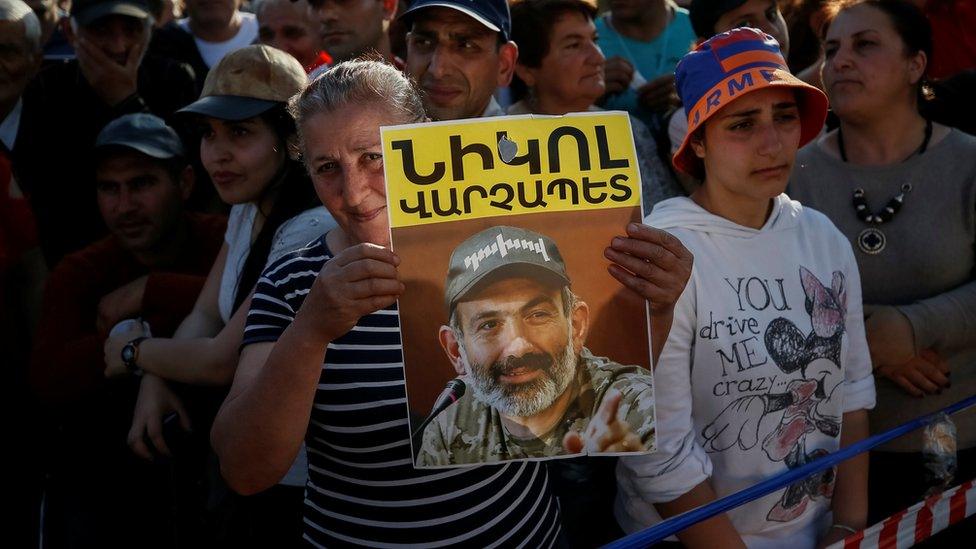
463,340,579,418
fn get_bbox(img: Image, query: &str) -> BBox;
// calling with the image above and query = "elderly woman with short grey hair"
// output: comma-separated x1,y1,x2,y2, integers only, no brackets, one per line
212,58,694,546
210,59,565,547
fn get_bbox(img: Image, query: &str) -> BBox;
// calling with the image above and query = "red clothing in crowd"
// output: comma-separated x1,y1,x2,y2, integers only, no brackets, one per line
1,147,39,365
0,151,39,341
926,0,976,80
306,51,332,73
0,152,38,274
30,212,226,405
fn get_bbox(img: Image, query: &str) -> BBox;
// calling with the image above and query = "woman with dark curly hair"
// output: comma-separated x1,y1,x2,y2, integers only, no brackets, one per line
790,0,976,529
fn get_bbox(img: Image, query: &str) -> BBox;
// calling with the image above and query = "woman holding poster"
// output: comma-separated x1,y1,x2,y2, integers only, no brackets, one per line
209,59,692,547
615,28,876,548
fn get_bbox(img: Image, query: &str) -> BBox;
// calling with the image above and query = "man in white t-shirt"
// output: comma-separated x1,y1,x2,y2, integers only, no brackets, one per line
149,0,257,91
178,0,257,68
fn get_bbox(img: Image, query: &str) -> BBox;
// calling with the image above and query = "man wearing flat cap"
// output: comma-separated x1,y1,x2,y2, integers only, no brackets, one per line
417,226,656,466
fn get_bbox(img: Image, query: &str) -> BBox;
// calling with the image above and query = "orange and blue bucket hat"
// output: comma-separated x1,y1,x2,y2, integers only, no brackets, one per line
672,27,829,178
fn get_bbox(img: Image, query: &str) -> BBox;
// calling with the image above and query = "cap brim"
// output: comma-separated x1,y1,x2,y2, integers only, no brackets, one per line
400,2,501,34
672,69,828,178
74,2,149,26
449,262,570,311
96,141,180,159
177,95,281,121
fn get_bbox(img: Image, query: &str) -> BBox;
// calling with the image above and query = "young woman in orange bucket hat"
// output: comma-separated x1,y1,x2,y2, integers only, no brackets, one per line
615,27,876,548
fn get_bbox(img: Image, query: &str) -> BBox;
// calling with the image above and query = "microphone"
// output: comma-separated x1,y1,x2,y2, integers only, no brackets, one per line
411,378,466,450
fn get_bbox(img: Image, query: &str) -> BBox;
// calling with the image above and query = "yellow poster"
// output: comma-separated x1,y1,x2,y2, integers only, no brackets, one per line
383,112,642,228
382,112,656,468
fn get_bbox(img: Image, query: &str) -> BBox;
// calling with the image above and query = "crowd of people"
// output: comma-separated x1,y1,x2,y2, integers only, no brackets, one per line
1,0,974,547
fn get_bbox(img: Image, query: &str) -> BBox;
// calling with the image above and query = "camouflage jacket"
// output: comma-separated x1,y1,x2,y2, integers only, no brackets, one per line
416,349,655,467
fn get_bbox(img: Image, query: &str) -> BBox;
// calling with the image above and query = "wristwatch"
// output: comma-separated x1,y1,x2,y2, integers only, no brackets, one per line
121,336,149,374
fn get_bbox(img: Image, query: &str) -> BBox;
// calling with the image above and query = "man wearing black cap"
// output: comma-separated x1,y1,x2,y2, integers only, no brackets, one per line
401,0,517,120
30,113,224,546
15,0,197,268
417,226,656,466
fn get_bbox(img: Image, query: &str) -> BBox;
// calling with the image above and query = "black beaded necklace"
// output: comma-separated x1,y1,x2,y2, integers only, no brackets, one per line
837,118,933,254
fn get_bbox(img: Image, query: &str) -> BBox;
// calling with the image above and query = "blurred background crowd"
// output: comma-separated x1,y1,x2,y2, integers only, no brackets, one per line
1,0,974,546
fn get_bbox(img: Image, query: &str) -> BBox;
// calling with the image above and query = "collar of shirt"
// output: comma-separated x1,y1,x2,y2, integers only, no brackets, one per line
0,98,22,151
482,96,504,118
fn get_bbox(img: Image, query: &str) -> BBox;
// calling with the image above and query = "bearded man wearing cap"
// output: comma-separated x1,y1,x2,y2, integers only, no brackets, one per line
416,226,655,466
30,113,225,546
401,0,517,120
15,0,196,268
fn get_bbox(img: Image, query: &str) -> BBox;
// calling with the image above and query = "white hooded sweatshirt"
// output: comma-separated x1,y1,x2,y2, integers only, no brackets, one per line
615,194,876,548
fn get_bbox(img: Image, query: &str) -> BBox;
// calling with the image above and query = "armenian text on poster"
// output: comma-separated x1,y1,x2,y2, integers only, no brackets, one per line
383,112,656,468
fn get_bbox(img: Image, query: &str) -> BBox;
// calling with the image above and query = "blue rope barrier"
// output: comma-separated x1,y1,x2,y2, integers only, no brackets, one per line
604,393,976,549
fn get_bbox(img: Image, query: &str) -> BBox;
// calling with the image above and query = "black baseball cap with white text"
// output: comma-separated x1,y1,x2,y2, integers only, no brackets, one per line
444,226,570,312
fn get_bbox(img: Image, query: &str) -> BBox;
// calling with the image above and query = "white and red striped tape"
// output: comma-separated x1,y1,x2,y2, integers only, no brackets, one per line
828,479,976,549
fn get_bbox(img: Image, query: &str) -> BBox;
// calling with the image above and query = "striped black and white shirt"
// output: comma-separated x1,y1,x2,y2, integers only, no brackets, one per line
243,237,563,548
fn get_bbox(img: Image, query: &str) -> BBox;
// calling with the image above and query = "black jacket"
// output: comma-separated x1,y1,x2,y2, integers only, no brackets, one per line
14,55,197,267
148,22,210,94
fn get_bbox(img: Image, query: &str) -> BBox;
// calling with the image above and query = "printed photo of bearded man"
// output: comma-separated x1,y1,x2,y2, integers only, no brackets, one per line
416,226,656,466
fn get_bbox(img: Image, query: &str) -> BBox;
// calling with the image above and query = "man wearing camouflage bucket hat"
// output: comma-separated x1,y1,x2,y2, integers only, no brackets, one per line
416,225,656,466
